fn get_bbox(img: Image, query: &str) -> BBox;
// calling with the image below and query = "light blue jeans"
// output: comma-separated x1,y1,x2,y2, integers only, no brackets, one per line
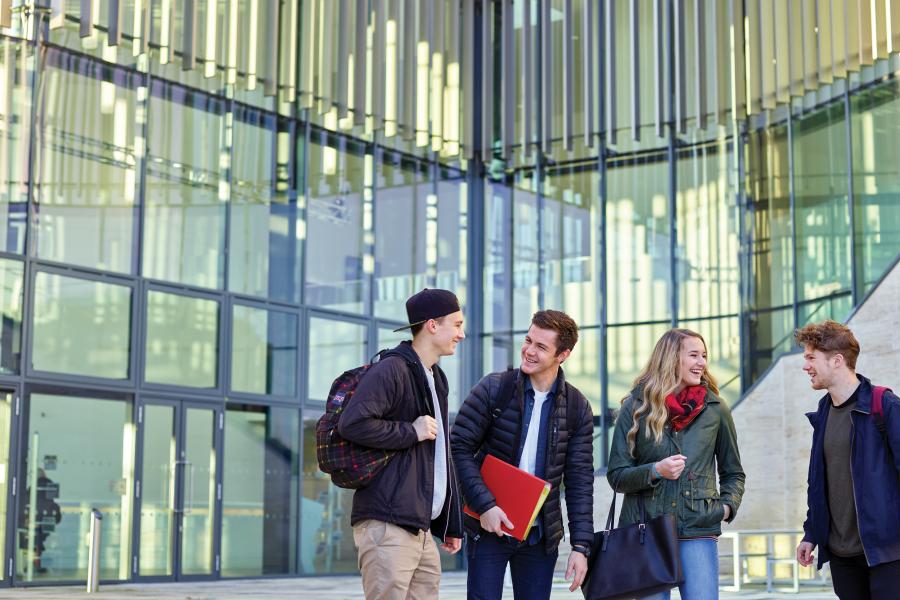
640,538,719,600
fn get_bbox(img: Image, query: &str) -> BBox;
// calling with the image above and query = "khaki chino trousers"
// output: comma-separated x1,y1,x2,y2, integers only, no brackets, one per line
353,519,441,600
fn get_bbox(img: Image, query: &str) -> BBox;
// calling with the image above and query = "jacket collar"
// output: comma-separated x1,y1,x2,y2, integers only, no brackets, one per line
524,370,562,397
808,373,872,423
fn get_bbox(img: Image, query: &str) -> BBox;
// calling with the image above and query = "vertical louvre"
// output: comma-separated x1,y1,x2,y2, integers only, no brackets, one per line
832,0,848,77
319,0,335,111
729,0,746,119
372,0,386,124
817,0,834,83
417,0,430,146
891,0,900,53
694,0,707,129
563,0,574,150
430,0,444,145
283,0,299,102
713,0,730,124
183,0,198,70
788,0,805,96
773,0,791,103
204,0,218,77
501,0,514,156
802,0,818,90
758,0,775,109
446,0,461,152
873,0,888,59
541,0,552,152
653,0,665,136
630,0,640,140
522,0,533,150
265,0,280,96
462,0,474,158
583,0,594,146
355,0,369,121
226,0,239,84
299,0,318,108
846,0,861,71
858,0,874,65
337,0,350,118
482,0,493,154
604,0,616,144
402,0,416,140
0,0,10,29
109,0,123,46
674,0,687,132
80,0,93,37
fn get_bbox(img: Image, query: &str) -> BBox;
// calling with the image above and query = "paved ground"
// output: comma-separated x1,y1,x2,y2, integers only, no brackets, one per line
0,572,838,599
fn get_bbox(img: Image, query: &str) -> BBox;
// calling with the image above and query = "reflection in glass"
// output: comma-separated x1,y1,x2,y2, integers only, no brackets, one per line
513,171,540,330
138,405,175,577
231,305,298,397
222,405,299,576
680,317,742,404
563,328,601,415
143,81,225,289
0,258,23,373
793,103,852,324
606,152,672,324
850,79,900,295
229,108,300,302
0,38,30,254
181,408,216,575
32,272,131,379
308,318,366,400
34,49,138,274
301,413,357,574
305,132,369,313
0,391,11,580
145,291,218,388
484,180,514,333
606,323,672,407
18,394,134,582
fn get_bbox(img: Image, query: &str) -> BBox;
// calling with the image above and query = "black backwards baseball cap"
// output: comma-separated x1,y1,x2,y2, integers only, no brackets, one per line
393,288,461,332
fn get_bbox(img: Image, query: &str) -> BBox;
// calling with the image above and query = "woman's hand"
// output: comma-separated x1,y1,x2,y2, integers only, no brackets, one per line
654,454,687,480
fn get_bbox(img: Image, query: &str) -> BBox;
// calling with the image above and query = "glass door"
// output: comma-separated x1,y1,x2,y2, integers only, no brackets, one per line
136,399,221,580
0,389,16,587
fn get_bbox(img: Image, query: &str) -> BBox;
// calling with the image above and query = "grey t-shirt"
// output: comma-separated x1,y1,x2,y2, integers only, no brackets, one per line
423,364,447,520
824,386,864,557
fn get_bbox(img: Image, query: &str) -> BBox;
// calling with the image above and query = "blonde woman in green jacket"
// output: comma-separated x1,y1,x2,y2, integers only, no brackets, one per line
607,328,746,600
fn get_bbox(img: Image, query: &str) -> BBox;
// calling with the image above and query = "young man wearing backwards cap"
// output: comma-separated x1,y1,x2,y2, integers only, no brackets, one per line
338,288,465,600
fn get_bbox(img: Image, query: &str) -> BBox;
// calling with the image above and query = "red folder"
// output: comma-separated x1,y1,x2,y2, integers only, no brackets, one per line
463,454,552,541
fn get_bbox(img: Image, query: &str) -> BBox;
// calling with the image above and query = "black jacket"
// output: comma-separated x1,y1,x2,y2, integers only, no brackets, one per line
450,368,595,552
337,341,463,540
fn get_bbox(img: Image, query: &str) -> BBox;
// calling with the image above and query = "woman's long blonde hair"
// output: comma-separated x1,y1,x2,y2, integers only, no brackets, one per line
623,328,719,457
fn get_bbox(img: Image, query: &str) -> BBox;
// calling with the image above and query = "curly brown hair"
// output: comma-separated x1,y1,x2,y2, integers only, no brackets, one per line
530,310,579,355
794,320,860,369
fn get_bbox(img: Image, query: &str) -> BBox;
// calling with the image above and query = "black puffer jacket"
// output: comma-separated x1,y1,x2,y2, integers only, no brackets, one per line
450,368,595,552
337,341,463,540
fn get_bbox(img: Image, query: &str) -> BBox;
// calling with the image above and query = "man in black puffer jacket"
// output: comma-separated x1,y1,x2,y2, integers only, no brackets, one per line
451,310,594,600
338,288,465,600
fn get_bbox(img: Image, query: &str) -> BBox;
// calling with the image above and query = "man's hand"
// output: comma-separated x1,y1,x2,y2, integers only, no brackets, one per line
654,454,687,480
412,415,437,441
480,506,513,536
797,541,816,567
565,551,589,592
722,504,731,521
439,536,462,554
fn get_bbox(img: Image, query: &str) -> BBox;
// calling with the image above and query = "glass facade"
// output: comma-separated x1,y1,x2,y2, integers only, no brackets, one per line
0,0,896,588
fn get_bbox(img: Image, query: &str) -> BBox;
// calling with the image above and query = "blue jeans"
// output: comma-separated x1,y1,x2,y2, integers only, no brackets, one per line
640,538,719,600
465,533,558,600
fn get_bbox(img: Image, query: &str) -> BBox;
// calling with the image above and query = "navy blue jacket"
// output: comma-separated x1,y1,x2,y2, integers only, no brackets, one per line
802,374,900,568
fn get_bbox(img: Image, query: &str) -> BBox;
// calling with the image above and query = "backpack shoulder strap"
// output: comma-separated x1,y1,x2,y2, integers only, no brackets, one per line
872,386,892,438
490,368,519,421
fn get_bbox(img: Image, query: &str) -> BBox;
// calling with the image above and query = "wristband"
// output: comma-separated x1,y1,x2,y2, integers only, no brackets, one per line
571,544,591,558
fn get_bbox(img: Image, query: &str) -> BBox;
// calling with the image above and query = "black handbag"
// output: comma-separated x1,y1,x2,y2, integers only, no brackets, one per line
581,483,683,600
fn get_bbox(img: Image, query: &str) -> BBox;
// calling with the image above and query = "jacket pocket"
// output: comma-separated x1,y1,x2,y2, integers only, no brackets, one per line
684,488,723,529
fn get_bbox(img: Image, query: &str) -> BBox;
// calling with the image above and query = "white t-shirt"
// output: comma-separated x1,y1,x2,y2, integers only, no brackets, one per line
518,389,550,475
423,365,447,519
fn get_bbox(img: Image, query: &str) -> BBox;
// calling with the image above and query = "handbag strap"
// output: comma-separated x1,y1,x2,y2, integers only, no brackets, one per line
605,471,648,532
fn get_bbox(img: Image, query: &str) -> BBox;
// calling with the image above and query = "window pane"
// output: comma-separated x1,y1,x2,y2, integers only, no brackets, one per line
606,323,672,406
301,412,356,574
34,49,138,274
0,257,23,373
0,391,12,580
679,317,742,404
793,102,851,321
850,78,900,295
18,394,134,582
484,180,513,333
513,171,540,330
145,291,218,387
374,153,428,321
143,81,225,289
606,152,672,324
563,328,601,416
436,171,467,300
307,318,366,400
222,405,299,576
676,140,740,320
32,272,131,379
137,404,174,577
229,108,300,302
305,132,369,313
231,305,298,397
0,37,30,254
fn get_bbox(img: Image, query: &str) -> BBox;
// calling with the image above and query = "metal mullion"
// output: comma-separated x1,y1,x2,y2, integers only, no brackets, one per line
353,0,367,125
668,125,677,327
786,112,799,330
630,0,639,141
844,87,859,306
653,0,665,137
562,0,573,150
604,0,616,145
597,136,609,467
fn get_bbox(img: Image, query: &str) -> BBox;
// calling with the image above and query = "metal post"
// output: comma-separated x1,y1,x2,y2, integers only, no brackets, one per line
86,509,103,593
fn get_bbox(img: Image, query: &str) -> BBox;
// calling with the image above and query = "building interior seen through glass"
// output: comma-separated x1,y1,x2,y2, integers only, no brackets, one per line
0,0,897,585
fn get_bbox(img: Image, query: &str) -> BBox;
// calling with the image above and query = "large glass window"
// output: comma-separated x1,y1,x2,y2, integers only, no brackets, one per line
301,413,356,574
33,49,138,274
606,323,672,409
229,108,300,302
143,81,225,289
606,152,672,324
307,317,366,401
0,37,30,254
793,102,852,325
231,304,298,397
305,131,369,313
145,290,219,388
850,78,900,295
17,393,134,582
222,405,299,576
0,390,12,581
484,180,514,333
0,257,23,373
680,317,742,404
31,272,132,379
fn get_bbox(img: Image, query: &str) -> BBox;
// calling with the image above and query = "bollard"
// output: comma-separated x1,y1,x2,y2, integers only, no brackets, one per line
86,509,103,593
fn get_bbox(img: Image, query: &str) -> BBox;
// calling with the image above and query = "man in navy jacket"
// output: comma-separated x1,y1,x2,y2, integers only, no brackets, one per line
795,320,900,599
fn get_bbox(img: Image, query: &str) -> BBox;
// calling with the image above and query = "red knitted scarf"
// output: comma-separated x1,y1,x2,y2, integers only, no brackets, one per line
665,385,707,431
